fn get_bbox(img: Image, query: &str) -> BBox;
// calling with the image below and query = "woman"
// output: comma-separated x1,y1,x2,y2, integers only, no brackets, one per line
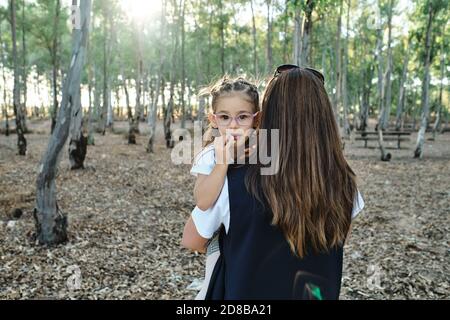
182,65,364,300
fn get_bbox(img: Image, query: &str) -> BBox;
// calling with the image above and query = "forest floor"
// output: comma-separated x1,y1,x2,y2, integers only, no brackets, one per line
0,119,449,300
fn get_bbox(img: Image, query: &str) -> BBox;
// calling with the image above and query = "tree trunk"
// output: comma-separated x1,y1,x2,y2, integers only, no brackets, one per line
164,0,179,149
301,0,314,66
21,0,28,132
99,8,109,135
124,77,136,144
0,22,10,136
380,0,394,130
207,1,212,78
342,0,350,137
35,0,91,245
266,0,273,73
395,41,410,131
414,2,434,158
87,69,95,145
375,8,384,132
68,81,87,170
432,39,445,139
334,0,343,126
68,1,88,170
106,89,113,127
377,129,391,161
51,0,61,134
374,0,388,159
114,86,120,119
134,18,144,128
134,73,142,129
180,0,186,129
143,74,148,120
10,0,27,155
91,64,101,145
165,81,175,149
359,64,373,131
147,0,166,153
250,0,258,76
187,83,193,122
147,76,161,153
219,1,225,75
282,0,289,63
411,88,419,131
293,5,303,66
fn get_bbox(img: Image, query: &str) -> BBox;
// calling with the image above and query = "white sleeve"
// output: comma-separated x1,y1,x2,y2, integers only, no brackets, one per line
190,146,215,177
191,179,230,239
191,206,224,239
351,190,365,220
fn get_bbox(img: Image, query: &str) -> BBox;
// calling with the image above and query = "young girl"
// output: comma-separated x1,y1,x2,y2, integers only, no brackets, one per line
181,76,260,299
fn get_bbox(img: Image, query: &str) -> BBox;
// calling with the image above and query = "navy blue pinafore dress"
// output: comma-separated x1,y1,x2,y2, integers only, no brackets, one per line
206,164,344,300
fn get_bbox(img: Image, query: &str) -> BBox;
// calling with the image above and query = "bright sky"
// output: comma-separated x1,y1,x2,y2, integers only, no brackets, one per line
116,0,163,21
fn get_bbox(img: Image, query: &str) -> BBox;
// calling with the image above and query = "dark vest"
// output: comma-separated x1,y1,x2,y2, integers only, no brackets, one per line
206,165,344,300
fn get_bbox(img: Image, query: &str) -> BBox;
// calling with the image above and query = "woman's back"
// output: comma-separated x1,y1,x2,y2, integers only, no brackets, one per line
207,165,344,300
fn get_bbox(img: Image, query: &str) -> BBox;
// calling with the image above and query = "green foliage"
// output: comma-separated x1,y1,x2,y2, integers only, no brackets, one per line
0,0,448,118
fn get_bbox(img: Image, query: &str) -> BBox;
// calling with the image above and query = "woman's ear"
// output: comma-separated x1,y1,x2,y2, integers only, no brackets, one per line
254,112,262,128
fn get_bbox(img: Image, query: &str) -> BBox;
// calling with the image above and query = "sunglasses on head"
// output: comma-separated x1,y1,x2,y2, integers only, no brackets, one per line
273,64,325,84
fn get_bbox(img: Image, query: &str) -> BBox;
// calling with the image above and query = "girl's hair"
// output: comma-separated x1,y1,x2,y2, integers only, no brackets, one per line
200,76,260,147
246,68,357,258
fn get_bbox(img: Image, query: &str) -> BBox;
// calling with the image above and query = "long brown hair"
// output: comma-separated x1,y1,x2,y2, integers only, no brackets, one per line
247,68,357,258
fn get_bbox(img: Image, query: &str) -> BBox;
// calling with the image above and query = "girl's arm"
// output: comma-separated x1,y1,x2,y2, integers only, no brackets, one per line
194,135,234,211
194,164,228,211
181,217,208,253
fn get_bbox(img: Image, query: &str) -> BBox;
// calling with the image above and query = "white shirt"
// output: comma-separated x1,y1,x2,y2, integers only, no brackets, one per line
191,146,365,239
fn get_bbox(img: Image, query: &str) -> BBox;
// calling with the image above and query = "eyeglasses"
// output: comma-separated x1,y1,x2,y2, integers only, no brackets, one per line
273,64,325,84
213,112,259,126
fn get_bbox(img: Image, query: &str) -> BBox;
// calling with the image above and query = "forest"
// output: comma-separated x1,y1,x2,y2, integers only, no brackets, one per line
0,0,449,300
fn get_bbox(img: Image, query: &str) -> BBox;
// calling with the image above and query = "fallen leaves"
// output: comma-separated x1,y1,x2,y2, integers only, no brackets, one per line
0,120,449,299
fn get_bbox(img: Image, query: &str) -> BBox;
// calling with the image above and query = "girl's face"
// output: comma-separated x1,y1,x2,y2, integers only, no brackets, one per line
209,94,259,140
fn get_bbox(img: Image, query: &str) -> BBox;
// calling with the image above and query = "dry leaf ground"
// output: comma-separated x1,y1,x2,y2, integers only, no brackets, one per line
0,120,449,299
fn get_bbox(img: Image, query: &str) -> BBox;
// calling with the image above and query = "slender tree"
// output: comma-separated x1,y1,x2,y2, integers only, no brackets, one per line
414,1,436,158
342,0,350,137
0,21,10,136
432,38,445,139
379,0,394,130
147,0,167,153
20,0,28,132
334,0,343,125
68,0,88,170
266,0,273,73
35,0,91,245
51,0,61,134
395,39,410,131
250,0,258,76
9,0,27,155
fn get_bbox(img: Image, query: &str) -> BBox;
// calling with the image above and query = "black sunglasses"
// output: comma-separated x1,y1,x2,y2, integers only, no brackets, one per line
273,64,325,84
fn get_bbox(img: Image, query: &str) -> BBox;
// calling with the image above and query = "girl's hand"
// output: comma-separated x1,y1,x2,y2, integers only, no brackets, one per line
235,129,258,163
214,135,235,165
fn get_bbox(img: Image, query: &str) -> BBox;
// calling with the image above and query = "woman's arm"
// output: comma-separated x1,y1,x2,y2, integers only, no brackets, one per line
181,217,209,253
194,164,228,211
